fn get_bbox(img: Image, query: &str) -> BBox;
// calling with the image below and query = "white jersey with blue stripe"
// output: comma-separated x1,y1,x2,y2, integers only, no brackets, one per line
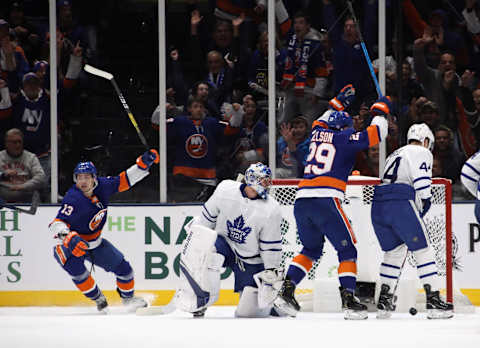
461,150,480,199
195,180,282,269
380,144,433,200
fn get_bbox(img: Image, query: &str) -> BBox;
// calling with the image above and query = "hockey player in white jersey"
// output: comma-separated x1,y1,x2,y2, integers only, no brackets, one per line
460,151,480,223
371,123,453,319
175,162,284,318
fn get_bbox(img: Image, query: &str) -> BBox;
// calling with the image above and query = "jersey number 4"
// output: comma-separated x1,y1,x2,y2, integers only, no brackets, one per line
384,157,401,183
304,143,336,175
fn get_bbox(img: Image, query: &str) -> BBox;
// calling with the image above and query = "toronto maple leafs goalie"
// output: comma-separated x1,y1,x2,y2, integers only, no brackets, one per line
175,163,284,318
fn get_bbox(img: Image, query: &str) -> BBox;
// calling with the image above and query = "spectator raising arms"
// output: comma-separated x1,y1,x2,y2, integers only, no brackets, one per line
166,96,243,202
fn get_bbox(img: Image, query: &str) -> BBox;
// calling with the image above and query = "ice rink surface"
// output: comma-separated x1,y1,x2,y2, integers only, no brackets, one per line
1,306,479,348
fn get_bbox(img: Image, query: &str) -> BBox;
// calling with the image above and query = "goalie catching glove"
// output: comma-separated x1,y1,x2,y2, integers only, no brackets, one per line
253,268,284,309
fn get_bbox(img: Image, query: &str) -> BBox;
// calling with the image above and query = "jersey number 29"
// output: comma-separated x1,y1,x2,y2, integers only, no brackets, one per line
304,143,336,175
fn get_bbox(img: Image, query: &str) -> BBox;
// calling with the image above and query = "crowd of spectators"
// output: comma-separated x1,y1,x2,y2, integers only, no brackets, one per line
1,0,479,203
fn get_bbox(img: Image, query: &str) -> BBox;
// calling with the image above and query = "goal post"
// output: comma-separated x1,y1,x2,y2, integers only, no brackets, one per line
270,176,467,311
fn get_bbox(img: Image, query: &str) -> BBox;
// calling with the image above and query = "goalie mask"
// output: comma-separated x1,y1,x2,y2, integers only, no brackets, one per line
245,162,272,199
407,123,434,152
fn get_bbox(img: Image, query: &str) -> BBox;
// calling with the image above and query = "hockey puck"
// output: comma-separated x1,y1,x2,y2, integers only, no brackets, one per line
409,307,417,316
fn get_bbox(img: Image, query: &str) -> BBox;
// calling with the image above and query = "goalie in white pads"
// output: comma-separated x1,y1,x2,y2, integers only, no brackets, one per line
460,150,480,223
371,123,453,319
175,162,284,318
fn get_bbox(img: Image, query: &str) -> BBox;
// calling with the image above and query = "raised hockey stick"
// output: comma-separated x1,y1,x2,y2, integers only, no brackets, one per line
346,1,383,98
2,191,40,215
84,64,150,151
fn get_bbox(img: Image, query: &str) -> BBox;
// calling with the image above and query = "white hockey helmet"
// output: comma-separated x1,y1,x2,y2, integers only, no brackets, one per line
407,123,435,152
244,162,272,199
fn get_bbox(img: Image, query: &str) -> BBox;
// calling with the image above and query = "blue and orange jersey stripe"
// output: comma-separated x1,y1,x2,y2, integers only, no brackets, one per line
76,275,96,293
173,166,216,179
291,254,313,274
55,245,67,265
117,279,134,291
366,125,380,147
333,198,357,243
118,171,131,192
299,176,347,193
78,229,102,242
338,260,357,277
312,120,328,129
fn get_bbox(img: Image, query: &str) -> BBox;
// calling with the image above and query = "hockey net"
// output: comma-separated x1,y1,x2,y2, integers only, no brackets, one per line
271,176,472,312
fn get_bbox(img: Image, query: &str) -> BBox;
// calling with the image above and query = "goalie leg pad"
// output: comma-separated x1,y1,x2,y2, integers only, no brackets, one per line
176,252,224,313
181,224,218,272
176,225,219,313
379,244,407,290
235,286,270,318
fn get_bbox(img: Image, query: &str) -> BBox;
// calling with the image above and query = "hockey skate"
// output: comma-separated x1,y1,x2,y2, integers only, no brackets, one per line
424,284,453,319
340,286,368,320
192,307,207,318
376,284,396,319
273,277,300,317
95,293,108,313
117,289,148,310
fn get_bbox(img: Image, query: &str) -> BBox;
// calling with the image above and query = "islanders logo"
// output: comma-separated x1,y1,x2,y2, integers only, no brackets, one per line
89,208,107,231
226,215,252,244
185,134,208,159
281,148,293,167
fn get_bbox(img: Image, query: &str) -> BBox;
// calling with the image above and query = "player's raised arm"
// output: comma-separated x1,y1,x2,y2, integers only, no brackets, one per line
50,161,149,313
117,149,159,192
366,96,391,147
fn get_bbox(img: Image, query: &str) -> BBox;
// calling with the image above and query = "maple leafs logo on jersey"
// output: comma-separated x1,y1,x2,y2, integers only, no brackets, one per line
226,215,251,244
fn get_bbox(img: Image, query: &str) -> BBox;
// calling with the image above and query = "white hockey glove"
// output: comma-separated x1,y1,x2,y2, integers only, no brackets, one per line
254,268,284,309
50,220,70,240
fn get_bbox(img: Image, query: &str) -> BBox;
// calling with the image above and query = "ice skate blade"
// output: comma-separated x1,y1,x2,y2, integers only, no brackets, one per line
427,309,453,319
273,298,297,317
376,310,392,319
344,309,368,320
97,307,109,315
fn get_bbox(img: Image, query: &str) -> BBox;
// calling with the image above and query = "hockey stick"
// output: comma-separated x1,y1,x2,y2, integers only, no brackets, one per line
391,248,409,307
2,191,40,215
84,64,150,151
346,1,383,98
136,299,176,316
